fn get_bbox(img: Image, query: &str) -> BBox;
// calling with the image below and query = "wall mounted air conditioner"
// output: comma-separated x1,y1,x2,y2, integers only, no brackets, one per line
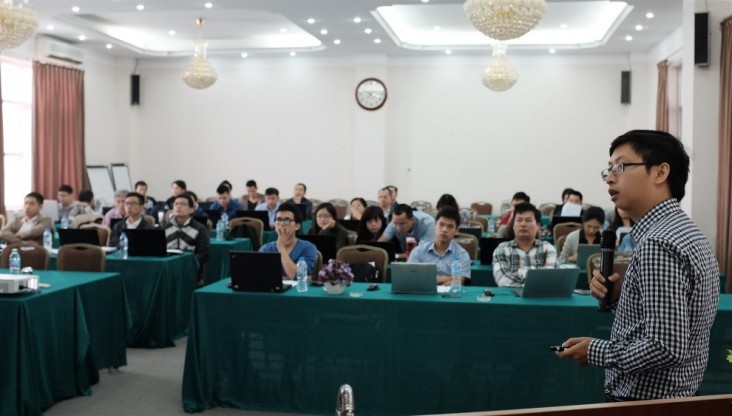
36,36,85,64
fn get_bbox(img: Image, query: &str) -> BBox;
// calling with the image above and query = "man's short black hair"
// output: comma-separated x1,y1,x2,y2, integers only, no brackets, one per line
172,180,187,190
246,180,257,188
126,192,145,205
58,184,73,194
435,206,460,227
387,185,398,193
277,202,302,224
392,204,413,219
512,191,530,203
134,181,147,189
296,183,307,193
184,191,198,202
175,194,194,208
216,184,231,195
561,188,574,200
609,130,690,201
265,187,279,197
436,193,459,210
26,192,44,205
569,190,583,202
582,206,605,224
78,189,94,203
513,202,541,223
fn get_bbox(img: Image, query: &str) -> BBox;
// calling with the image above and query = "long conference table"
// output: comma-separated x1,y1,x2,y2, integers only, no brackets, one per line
0,270,129,416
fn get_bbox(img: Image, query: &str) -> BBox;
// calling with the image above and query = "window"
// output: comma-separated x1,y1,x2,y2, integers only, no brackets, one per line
1,56,32,211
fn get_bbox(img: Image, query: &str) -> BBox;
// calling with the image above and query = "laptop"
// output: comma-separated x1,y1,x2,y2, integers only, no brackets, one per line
298,234,337,262
575,244,601,269
512,268,579,298
358,241,398,262
479,237,510,265
126,229,168,257
205,209,222,225
235,210,272,230
338,219,360,232
229,251,291,292
41,200,60,222
110,217,124,231
391,263,437,294
459,227,482,240
58,228,100,246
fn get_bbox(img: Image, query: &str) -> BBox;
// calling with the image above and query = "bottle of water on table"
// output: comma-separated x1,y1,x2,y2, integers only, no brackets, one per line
120,232,128,259
450,257,462,297
43,228,53,251
296,257,308,293
9,249,21,274
216,219,225,240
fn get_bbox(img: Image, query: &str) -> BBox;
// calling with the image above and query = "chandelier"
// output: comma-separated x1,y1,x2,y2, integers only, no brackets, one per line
0,0,38,50
481,43,518,92
464,0,547,41
182,18,217,89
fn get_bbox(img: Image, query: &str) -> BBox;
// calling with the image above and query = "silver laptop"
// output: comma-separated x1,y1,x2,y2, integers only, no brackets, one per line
576,244,601,269
391,263,437,294
513,268,579,298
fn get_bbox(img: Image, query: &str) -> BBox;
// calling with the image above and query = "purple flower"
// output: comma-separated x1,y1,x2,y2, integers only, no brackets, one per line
317,259,354,285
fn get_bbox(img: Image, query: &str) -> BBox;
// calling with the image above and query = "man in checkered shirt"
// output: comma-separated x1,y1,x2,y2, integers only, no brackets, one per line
556,130,719,401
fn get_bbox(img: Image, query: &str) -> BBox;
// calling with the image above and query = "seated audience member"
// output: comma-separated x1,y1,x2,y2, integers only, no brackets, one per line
285,183,313,218
407,207,471,285
110,192,155,247
259,203,317,278
386,185,399,213
68,189,96,217
57,184,76,219
163,193,210,267
356,206,387,242
493,203,557,287
241,180,262,210
164,180,187,210
186,191,208,220
557,206,605,264
219,180,233,192
209,184,243,219
552,188,574,217
255,187,281,227
102,190,129,227
308,202,350,251
378,204,436,252
347,197,367,220
495,191,530,238
608,206,636,251
134,181,158,217
554,189,584,217
0,192,53,245
435,193,459,210
377,187,394,218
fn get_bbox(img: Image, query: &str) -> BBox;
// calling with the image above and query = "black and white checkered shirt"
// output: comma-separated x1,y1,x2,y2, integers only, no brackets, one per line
588,199,719,399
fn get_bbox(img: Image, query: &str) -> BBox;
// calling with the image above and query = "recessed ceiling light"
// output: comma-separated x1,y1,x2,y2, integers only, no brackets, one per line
136,4,144,11
320,29,328,35
353,17,362,23
106,44,113,49
46,24,54,30
433,25,441,31
646,12,654,19
307,18,315,24
168,30,176,36
280,28,287,33
241,52,248,58
289,51,296,57
560,23,568,29
374,38,381,44
78,35,86,41
635,24,643,31
549,48,556,54
204,2,213,8
364,28,372,34
625,35,633,41
71,6,80,12
445,49,452,55
421,0,430,3
334,39,341,45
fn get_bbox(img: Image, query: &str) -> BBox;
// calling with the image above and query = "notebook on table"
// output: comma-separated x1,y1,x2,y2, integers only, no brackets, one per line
58,228,100,246
512,268,579,298
229,251,291,292
125,229,168,257
391,263,437,294
235,210,272,230
575,244,601,269
479,237,510,265
298,234,337,262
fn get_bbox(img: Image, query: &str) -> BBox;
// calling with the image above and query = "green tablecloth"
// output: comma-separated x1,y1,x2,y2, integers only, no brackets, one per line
206,238,252,285
0,270,128,416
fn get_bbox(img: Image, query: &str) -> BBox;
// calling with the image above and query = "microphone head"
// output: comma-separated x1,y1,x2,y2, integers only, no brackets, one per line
601,229,617,249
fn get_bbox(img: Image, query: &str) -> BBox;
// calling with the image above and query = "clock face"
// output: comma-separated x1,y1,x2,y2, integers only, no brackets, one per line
356,78,387,110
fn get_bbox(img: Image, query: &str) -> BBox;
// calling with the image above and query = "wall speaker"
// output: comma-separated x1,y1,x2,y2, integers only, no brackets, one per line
695,12,710,66
131,74,140,105
621,71,631,105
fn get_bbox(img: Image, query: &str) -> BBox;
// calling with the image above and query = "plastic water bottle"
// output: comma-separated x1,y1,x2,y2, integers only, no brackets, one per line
43,228,53,251
216,219,225,240
61,215,69,230
120,232,128,259
9,249,21,274
487,217,496,235
296,257,308,293
221,212,229,229
450,257,462,296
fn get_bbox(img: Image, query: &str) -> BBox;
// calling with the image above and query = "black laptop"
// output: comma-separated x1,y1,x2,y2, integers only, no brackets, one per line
235,210,272,230
299,234,337,262
479,237,511,265
126,229,168,257
338,219,359,232
205,209,222,225
358,241,398,263
229,251,291,292
110,217,124,231
58,228,101,246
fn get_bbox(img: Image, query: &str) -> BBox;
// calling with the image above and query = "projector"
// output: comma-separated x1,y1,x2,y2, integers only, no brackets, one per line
0,274,39,294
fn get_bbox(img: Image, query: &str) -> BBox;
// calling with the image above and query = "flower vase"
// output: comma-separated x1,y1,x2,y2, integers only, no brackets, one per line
324,282,344,295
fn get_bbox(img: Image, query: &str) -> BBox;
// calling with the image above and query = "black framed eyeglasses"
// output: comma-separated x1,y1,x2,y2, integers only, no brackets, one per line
600,162,656,181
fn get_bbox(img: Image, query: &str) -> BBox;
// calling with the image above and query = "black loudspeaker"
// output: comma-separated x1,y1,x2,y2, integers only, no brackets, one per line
695,12,710,66
131,74,140,105
621,71,631,105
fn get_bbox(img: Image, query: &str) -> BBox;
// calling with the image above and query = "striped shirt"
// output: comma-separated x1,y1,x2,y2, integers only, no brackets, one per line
588,199,719,399
492,239,557,287
163,216,210,265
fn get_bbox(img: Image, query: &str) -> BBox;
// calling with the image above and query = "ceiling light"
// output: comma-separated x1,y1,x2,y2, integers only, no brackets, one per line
433,25,441,31
169,30,176,36
204,2,213,8
182,18,217,90
320,29,328,35
46,24,54,30
289,51,296,57
279,28,287,33
353,17,362,23
106,43,113,49
625,35,633,41
635,24,643,31
374,38,381,44
482,43,518,92
646,12,654,19
560,23,568,29
364,28,372,34
78,35,86,41
422,0,430,2
549,48,556,54
71,6,80,13
136,4,144,11
333,39,341,45
241,52,248,58
464,0,548,41
445,49,452,55
307,18,315,24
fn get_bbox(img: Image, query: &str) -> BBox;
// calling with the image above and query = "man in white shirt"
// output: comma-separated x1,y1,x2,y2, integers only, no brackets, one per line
255,187,281,227
1,192,53,245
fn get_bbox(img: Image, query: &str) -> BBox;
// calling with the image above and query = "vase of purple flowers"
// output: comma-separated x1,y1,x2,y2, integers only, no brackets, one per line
318,259,354,295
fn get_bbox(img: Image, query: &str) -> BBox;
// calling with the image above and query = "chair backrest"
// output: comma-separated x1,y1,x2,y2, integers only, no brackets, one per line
455,233,479,261
143,214,157,225
0,242,49,270
468,219,486,233
539,203,557,216
470,202,493,215
586,252,631,287
410,200,432,211
71,214,103,229
79,223,112,246
553,222,582,241
336,245,389,282
229,217,263,249
328,199,349,220
365,200,379,207
556,235,567,255
57,243,106,272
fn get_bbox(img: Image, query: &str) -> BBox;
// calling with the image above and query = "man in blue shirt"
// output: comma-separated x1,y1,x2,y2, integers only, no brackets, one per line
255,187,281,228
209,184,243,219
407,207,471,285
259,203,317,278
379,204,436,252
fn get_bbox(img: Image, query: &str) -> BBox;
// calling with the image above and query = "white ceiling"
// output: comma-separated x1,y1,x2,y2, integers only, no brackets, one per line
29,0,682,59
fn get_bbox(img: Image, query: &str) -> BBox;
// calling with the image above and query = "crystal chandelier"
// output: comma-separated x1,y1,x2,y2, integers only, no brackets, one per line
464,0,547,41
481,43,518,92
0,0,38,50
182,18,217,89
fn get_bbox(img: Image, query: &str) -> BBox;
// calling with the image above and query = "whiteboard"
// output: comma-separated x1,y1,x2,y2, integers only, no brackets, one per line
86,165,115,207
111,163,132,192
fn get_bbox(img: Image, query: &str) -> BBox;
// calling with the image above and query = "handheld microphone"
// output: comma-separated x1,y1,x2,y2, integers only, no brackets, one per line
599,229,617,312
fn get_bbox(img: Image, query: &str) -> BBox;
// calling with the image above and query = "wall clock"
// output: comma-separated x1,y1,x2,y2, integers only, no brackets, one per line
355,78,387,110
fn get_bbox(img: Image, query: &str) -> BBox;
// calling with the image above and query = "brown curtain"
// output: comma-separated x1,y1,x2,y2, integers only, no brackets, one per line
716,16,732,293
32,61,85,200
0,68,5,216
655,60,669,132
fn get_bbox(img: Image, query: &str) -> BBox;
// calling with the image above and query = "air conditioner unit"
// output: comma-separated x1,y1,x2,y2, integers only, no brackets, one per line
36,36,84,64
